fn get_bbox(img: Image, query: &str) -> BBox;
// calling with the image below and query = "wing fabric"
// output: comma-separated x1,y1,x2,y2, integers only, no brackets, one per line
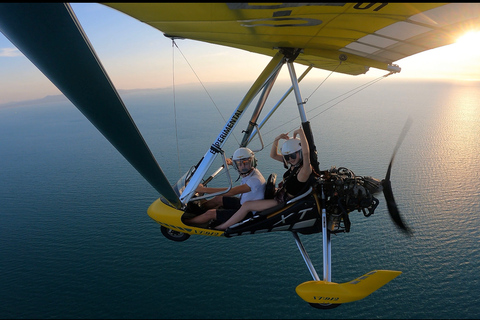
0,3,181,208
105,3,480,75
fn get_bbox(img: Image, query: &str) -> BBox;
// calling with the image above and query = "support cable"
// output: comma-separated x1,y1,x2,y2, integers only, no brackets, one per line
171,41,239,145
172,40,182,176
304,60,343,103
261,71,394,149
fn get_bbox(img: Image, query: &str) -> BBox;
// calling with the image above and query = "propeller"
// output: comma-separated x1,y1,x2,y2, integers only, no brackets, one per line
381,118,413,235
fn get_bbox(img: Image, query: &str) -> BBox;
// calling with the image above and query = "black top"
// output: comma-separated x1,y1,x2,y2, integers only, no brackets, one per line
281,165,310,201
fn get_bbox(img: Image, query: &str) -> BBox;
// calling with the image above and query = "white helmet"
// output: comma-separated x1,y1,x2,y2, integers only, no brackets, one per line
281,138,303,165
281,138,302,155
232,147,256,174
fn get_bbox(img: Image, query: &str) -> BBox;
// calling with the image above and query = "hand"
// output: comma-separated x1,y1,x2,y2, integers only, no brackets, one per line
195,184,205,193
293,127,304,139
275,133,290,142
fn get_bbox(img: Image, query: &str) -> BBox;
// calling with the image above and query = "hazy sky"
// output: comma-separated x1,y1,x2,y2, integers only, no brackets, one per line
1,3,480,105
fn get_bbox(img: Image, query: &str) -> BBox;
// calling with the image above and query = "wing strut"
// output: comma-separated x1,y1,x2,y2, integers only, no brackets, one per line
246,65,313,146
239,66,281,148
0,3,181,208
284,50,321,174
179,51,285,204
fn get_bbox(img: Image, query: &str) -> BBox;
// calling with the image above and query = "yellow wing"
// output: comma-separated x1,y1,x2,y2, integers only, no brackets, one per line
104,3,480,75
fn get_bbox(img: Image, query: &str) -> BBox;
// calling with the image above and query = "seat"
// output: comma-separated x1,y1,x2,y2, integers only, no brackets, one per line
264,173,277,199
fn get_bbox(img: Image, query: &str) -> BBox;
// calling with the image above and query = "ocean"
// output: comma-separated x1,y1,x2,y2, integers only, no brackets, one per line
1,78,479,319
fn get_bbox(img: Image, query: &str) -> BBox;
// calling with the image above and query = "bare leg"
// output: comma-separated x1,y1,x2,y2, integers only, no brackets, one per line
215,199,278,230
201,195,223,210
185,209,217,225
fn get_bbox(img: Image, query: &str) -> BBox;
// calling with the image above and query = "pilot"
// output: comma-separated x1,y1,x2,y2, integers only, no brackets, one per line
184,147,266,227
214,127,313,230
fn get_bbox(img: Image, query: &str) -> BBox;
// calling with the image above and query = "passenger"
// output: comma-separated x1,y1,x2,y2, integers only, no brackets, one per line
184,147,266,227
214,127,312,230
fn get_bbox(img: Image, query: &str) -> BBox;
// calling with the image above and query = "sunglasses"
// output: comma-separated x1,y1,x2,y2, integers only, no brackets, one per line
234,159,251,166
283,152,298,161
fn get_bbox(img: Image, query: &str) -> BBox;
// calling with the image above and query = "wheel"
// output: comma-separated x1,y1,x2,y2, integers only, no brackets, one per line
309,303,341,309
160,226,190,242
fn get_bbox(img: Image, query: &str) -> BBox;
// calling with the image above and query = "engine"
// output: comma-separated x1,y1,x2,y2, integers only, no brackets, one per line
319,167,382,233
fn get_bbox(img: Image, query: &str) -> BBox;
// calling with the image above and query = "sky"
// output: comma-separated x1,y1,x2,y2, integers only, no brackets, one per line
0,3,480,105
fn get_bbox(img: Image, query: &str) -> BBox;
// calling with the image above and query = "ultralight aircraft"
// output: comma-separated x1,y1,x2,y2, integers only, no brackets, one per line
1,3,479,309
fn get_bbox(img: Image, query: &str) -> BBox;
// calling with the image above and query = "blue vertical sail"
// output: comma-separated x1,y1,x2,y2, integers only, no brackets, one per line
0,3,181,208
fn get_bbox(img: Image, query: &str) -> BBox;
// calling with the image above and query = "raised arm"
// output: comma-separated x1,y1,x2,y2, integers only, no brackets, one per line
293,127,312,182
270,133,290,162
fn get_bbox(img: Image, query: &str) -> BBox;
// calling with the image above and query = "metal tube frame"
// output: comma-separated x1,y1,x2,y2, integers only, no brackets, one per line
321,184,332,282
292,231,320,281
247,66,313,145
179,52,285,204
240,67,281,148
286,60,332,282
